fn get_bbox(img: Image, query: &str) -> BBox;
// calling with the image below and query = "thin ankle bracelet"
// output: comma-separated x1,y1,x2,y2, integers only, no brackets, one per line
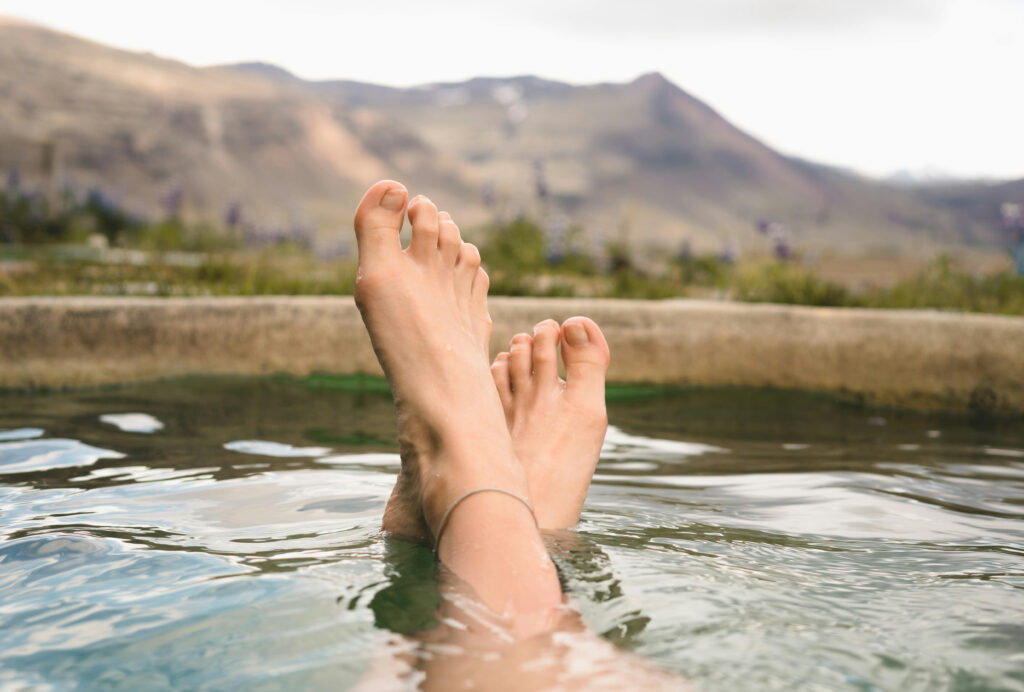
433,487,536,550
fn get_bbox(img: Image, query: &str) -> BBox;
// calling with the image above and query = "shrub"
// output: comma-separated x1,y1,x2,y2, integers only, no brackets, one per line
732,263,853,307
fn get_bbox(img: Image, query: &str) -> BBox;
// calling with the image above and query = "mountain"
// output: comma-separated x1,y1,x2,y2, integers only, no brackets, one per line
0,16,428,244
0,16,1017,257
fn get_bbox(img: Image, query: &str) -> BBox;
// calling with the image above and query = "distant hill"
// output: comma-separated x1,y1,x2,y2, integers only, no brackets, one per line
0,16,1018,257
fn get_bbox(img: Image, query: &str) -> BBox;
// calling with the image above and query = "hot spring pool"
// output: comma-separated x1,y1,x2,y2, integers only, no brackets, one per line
1,377,1023,690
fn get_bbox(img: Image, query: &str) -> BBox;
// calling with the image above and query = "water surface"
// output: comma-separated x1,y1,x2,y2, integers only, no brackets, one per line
1,378,1023,690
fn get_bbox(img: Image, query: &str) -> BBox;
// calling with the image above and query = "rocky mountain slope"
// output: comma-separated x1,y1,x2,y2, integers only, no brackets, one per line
0,16,1016,256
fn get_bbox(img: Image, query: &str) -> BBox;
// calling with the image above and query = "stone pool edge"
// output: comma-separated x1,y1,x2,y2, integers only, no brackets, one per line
1,296,1022,414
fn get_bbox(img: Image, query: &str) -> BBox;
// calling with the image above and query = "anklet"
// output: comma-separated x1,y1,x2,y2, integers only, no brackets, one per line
434,487,536,550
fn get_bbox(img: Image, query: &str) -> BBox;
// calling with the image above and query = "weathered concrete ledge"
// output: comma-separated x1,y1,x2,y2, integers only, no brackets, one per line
1,297,1022,414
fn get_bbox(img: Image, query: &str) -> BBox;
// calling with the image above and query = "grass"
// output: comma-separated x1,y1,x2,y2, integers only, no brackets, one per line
3,246,1023,316
2,188,1022,314
863,256,1024,314
729,256,1024,315
0,248,357,297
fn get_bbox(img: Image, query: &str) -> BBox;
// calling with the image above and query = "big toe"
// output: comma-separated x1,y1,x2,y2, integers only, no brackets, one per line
353,180,407,262
560,317,610,403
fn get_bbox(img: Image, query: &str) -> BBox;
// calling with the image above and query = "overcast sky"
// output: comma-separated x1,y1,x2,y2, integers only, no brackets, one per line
2,0,1021,180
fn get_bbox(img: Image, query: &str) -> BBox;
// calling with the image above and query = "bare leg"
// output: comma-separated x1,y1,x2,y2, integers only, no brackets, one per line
384,316,611,535
352,180,560,630
353,181,686,690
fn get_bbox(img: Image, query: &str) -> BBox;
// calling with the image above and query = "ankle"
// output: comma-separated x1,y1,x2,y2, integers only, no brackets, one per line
419,447,530,538
433,487,535,549
434,490,561,623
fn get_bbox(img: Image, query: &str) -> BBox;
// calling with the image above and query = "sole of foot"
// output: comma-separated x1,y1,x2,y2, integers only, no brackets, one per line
352,180,524,543
490,317,611,529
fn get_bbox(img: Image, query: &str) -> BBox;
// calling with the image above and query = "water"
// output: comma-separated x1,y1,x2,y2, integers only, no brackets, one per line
1,377,1023,691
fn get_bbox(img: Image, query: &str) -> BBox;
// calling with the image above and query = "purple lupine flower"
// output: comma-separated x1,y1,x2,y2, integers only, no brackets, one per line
757,221,793,261
533,158,548,200
773,235,793,261
225,201,242,229
162,186,184,218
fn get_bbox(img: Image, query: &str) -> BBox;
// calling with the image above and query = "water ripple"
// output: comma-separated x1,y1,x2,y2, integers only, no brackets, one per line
1,380,1022,691
0,438,124,474
0,428,45,441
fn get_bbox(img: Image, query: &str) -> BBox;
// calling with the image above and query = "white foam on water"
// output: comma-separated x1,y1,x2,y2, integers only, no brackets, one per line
318,453,401,468
601,425,724,460
599,461,659,472
100,413,165,434
224,440,332,458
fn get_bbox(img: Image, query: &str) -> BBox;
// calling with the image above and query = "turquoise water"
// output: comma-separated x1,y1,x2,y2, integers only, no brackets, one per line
2,378,1023,691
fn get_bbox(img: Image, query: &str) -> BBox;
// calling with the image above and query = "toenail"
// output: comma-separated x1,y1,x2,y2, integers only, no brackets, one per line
565,322,589,346
532,320,556,336
381,189,405,212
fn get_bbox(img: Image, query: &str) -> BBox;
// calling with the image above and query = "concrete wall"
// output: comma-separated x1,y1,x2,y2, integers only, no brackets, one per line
1,297,1022,413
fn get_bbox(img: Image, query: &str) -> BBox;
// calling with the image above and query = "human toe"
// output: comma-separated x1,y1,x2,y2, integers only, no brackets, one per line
531,319,561,384
509,333,534,394
407,195,440,257
491,352,513,412
560,317,610,403
438,211,462,265
456,242,482,294
352,180,407,262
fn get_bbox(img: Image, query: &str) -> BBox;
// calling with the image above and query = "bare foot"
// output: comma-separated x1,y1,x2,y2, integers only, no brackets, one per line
353,180,520,542
490,317,611,529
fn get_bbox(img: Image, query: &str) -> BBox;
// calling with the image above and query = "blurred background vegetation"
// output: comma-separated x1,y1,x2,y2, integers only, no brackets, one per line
2,19,1022,315
2,183,1023,315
